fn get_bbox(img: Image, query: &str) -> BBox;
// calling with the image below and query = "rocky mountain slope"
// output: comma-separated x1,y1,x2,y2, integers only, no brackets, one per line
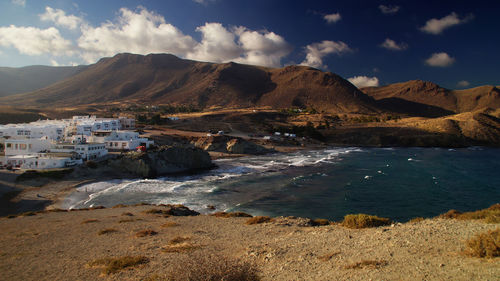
362,80,500,117
0,53,379,114
0,65,87,97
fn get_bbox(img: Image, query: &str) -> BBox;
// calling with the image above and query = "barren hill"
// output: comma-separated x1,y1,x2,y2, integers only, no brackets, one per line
362,80,500,116
0,65,87,97
0,53,379,114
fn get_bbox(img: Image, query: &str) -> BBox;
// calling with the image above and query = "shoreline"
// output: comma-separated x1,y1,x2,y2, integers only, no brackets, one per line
0,145,497,217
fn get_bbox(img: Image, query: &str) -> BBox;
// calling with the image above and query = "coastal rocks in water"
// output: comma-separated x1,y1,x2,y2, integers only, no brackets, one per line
226,138,272,154
160,204,200,216
192,135,273,155
110,146,214,178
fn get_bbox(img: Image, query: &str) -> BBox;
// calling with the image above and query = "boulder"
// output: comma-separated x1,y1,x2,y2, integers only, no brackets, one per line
110,145,214,178
226,138,272,154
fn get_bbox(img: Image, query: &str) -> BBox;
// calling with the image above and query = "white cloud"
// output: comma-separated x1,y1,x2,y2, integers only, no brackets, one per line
50,59,60,66
378,5,400,14
233,27,292,67
11,0,25,7
324,13,341,24
193,0,215,4
457,80,470,88
348,76,380,88
420,12,474,35
0,25,73,56
187,23,241,63
39,6,83,30
380,38,408,51
187,23,291,68
77,7,198,63
300,40,351,69
425,52,455,67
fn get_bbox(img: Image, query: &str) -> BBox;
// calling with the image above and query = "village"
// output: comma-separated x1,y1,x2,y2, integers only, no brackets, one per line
0,115,154,170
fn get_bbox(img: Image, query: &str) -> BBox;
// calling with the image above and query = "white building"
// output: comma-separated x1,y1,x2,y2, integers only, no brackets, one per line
51,143,107,161
0,153,82,169
4,138,52,156
88,131,153,150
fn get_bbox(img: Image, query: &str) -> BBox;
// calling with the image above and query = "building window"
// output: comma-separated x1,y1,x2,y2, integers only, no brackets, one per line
17,130,23,135
6,143,11,148
20,144,27,150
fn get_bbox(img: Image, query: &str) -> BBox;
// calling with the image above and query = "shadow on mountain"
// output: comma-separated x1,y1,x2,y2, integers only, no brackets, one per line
325,126,471,147
377,98,455,118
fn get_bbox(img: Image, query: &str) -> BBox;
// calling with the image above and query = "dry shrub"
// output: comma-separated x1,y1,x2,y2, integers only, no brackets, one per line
144,208,164,215
212,212,253,218
439,209,462,219
118,218,134,223
163,253,260,281
245,216,272,225
408,217,425,223
121,212,134,216
341,214,391,229
21,212,36,217
344,260,388,269
169,236,190,245
161,222,179,228
88,256,149,275
112,204,128,208
135,229,158,237
465,229,500,258
162,243,200,253
90,206,106,210
81,219,99,224
311,219,331,226
439,204,500,223
134,202,152,206
98,228,118,235
318,251,341,262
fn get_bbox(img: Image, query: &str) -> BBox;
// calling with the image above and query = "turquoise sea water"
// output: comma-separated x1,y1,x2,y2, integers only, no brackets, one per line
65,147,500,222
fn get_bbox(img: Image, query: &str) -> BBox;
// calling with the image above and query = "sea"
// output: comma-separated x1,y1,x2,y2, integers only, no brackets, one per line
63,147,500,222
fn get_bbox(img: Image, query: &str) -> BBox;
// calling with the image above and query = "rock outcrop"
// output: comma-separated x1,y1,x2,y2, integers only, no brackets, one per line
191,135,273,155
110,146,214,178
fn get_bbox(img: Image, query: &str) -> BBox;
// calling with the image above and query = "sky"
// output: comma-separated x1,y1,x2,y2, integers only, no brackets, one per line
0,0,499,89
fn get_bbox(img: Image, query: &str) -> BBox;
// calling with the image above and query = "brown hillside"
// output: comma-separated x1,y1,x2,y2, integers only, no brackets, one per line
362,80,500,116
0,53,379,114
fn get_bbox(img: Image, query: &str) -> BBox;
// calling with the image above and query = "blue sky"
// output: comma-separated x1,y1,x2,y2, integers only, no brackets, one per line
0,0,498,89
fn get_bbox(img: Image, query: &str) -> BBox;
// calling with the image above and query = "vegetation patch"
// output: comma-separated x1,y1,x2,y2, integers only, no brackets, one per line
169,236,190,245
341,214,391,229
21,211,36,217
408,217,425,223
465,229,500,258
163,253,260,281
161,222,179,228
162,243,200,253
118,218,135,223
81,219,99,224
16,168,74,181
344,260,388,269
87,256,149,275
112,204,128,208
121,212,134,216
212,211,253,218
318,251,341,262
311,218,331,226
245,216,273,225
98,228,118,235
135,229,158,237
439,204,500,223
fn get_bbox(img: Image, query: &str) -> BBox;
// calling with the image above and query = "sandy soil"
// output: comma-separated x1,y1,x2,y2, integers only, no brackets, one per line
0,206,498,281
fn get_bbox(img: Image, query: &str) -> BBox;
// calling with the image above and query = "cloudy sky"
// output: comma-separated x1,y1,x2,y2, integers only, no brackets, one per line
0,0,498,89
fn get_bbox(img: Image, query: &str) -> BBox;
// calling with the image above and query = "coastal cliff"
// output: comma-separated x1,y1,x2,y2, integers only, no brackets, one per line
109,145,214,178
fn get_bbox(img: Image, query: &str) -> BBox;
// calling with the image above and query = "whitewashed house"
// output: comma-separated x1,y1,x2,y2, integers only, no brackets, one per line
4,138,52,156
51,143,107,161
88,131,153,150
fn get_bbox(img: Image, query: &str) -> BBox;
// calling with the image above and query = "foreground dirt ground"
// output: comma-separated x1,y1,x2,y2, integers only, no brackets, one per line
0,205,498,281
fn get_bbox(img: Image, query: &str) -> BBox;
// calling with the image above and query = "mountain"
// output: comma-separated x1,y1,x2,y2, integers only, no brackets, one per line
0,53,379,114
362,80,500,117
0,65,87,97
